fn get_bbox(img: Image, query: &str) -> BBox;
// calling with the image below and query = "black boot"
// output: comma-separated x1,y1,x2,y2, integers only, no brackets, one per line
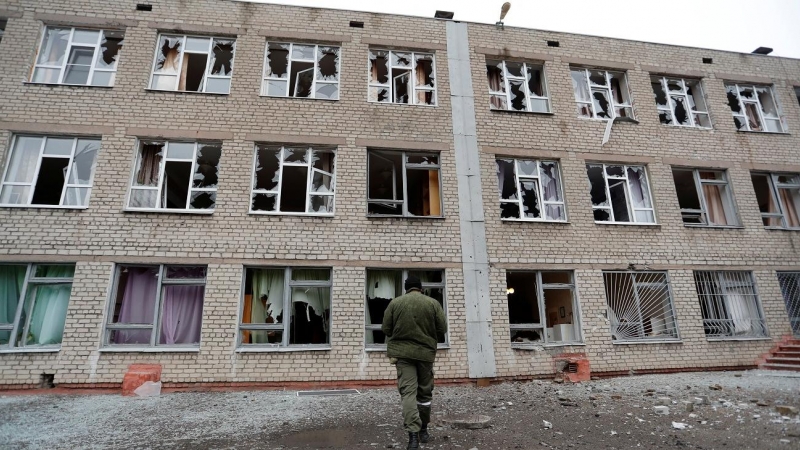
407,432,419,449
419,424,430,443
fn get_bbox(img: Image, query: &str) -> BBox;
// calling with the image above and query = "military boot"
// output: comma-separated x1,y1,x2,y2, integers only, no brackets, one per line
407,431,419,449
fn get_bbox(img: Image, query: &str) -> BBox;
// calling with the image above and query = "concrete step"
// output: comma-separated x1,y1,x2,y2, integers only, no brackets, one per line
778,345,800,352
765,357,800,365
761,363,800,372
774,351,800,358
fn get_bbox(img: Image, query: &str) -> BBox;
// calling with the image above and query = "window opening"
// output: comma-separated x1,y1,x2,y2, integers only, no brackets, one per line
672,168,737,226
150,34,235,93
571,68,633,120
263,42,340,100
0,19,6,43
369,50,436,105
496,158,565,221
651,77,711,128
486,60,550,112
694,271,766,339
507,271,582,345
586,163,655,224
367,150,442,217
777,272,800,337
751,172,800,229
32,26,123,86
603,271,679,342
724,83,784,132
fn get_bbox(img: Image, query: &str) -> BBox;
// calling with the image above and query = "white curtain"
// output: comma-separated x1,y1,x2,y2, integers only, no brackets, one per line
27,283,71,345
365,270,401,344
291,270,330,330
251,269,284,344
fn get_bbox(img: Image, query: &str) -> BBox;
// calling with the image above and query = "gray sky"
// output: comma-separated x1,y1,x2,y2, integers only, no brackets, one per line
243,0,800,59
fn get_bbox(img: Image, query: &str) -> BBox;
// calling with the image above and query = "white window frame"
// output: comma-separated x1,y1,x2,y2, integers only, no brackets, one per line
249,145,337,216
497,158,566,222
368,49,437,106
587,163,656,225
0,135,100,209
366,150,443,218
487,60,550,113
364,268,449,350
148,33,236,94
753,172,800,230
261,42,340,100
724,83,785,133
694,271,768,340
31,26,122,86
571,67,634,120
125,140,220,213
603,271,680,344
0,263,75,351
651,76,711,128
672,168,739,227
102,264,207,349
507,270,583,347
237,266,333,350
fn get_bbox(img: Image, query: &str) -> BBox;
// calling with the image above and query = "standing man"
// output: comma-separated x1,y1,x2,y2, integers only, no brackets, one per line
382,275,448,450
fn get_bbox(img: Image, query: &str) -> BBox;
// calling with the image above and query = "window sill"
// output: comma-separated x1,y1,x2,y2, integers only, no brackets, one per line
661,124,713,131
145,89,229,96
0,204,88,210
249,211,334,218
99,347,200,353
706,337,771,342
123,208,214,215
235,345,331,353
612,339,682,345
764,227,800,232
577,116,639,123
735,130,790,136
594,221,660,228
364,344,450,352
259,95,338,102
23,82,113,89
684,224,744,230
501,218,570,224
367,215,446,220
512,342,585,350
368,100,439,108
0,347,61,354
490,109,554,116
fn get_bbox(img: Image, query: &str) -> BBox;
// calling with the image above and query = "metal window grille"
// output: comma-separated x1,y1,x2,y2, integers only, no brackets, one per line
603,271,679,342
693,271,767,339
777,272,800,337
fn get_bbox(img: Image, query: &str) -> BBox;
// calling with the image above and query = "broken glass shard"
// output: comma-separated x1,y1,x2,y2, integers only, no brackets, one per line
369,50,389,84
414,54,434,88
520,181,541,219
651,80,667,107
291,44,315,60
210,39,235,76
671,96,690,125
509,79,526,111
586,165,608,207
316,46,339,81
155,36,182,74
252,193,277,212
496,159,517,200
310,195,333,213
592,90,611,118
193,145,221,188
500,202,520,219
391,52,411,67
254,146,280,191
267,43,289,78
189,191,216,209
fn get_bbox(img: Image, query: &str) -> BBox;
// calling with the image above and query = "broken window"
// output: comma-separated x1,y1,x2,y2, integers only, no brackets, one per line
0,135,100,207
486,60,550,112
149,34,235,93
369,50,436,105
250,145,336,215
31,26,123,86
694,271,766,339
367,150,442,217
262,42,340,100
603,271,679,342
751,172,800,229
366,269,447,348
571,68,633,120
507,271,582,346
586,163,655,224
0,264,74,349
0,19,6,43
672,168,738,226
104,265,206,347
127,141,221,212
239,267,331,348
651,76,711,128
496,158,565,221
725,83,784,132
795,87,800,108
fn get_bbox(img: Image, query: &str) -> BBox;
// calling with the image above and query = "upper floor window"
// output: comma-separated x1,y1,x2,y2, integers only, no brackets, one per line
32,27,123,86
0,264,75,349
694,271,767,339
1,135,100,208
250,145,336,215
751,172,800,229
496,158,565,221
672,168,738,227
149,34,235,94
127,141,221,212
651,77,711,128
604,271,679,343
262,42,340,100
724,83,784,133
586,164,655,224
0,19,6,43
795,86,800,107
369,50,436,105
506,271,582,346
486,60,549,112
367,150,442,217
571,68,633,120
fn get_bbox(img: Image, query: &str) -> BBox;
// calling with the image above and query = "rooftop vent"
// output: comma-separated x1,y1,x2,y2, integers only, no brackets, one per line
136,4,152,11
752,47,773,55
702,57,713,64
434,10,454,20
349,21,364,28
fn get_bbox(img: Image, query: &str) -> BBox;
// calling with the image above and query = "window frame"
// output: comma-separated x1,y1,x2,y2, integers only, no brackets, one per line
672,168,739,227
752,172,800,230
366,149,443,218
368,49,437,106
506,270,583,347
651,76,711,128
487,60,551,113
30,25,123,87
693,270,768,341
261,42,341,101
148,33,237,94
249,144,337,216
571,67,634,121
102,264,207,349
602,270,681,344
237,266,333,351
587,163,657,225
724,82,785,133
364,268,449,350
0,18,8,43
0,135,100,209
125,140,220,214
1,263,75,351
496,157,566,222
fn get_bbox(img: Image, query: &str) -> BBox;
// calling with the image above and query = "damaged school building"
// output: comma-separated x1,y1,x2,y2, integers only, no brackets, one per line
0,0,800,390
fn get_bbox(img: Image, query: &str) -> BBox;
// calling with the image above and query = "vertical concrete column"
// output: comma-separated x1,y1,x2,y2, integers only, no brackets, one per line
446,21,497,379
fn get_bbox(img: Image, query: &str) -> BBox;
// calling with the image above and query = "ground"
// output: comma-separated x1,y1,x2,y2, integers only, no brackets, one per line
1,370,800,449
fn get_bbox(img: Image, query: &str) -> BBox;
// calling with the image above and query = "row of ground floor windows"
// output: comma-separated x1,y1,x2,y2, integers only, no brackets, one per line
1,264,799,350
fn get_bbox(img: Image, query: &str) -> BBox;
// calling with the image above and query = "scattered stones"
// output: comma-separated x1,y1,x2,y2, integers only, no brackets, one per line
672,422,688,430
441,415,492,430
654,406,670,415
683,402,695,412
757,400,770,407
776,405,799,417
656,397,671,406
709,384,723,391
694,396,710,405
543,420,553,429
611,395,622,400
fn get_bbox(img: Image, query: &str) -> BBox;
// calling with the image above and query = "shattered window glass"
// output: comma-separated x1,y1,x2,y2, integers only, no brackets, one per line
0,136,100,208
251,145,336,215
150,34,235,94
496,158,565,221
368,150,441,217
368,49,436,105
672,168,737,226
32,27,123,86
752,172,800,229
487,60,550,112
571,68,634,120
586,163,655,224
263,42,339,100
724,82,784,132
0,19,6,43
508,271,581,345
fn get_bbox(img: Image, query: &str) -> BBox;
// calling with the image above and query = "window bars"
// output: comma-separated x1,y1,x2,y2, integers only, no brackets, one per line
777,272,800,337
603,271,679,342
693,271,767,339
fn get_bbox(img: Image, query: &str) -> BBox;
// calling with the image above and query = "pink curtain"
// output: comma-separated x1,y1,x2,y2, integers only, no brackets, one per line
780,189,800,228
113,267,158,344
702,184,729,225
159,285,204,345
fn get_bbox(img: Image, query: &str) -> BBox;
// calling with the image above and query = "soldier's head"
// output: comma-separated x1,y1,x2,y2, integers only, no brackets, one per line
405,275,422,293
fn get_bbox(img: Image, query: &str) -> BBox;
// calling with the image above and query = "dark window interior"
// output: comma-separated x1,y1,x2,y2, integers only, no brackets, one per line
507,272,540,325
162,161,191,208
31,158,68,205
279,166,307,212
183,53,208,91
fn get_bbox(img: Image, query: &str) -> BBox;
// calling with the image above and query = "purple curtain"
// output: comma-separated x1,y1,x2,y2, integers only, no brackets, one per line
159,285,204,345
113,267,158,344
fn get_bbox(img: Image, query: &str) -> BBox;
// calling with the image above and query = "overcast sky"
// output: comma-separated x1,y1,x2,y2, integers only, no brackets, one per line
243,0,800,58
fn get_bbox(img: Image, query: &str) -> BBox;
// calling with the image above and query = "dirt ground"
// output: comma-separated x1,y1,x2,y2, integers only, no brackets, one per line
1,370,799,449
